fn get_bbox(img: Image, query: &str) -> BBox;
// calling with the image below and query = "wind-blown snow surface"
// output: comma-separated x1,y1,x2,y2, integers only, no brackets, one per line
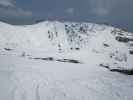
0,21,133,100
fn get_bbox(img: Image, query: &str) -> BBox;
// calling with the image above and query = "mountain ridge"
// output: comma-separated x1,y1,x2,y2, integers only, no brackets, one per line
0,21,133,72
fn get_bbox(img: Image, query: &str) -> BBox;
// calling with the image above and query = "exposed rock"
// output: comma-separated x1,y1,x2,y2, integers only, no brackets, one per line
29,57,81,64
110,69,133,75
103,43,110,47
100,63,133,75
116,36,130,43
129,50,133,54
4,48,12,51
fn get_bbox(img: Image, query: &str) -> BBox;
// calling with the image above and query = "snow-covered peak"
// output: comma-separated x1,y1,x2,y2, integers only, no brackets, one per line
0,21,132,51
0,21,114,50
0,21,133,71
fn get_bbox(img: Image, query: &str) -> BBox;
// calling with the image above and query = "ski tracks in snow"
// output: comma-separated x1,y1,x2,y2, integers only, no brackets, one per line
10,68,133,100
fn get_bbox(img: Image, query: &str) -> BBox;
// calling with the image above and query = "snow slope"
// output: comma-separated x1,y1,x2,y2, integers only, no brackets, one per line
0,21,133,100
0,54,133,100
0,21,133,70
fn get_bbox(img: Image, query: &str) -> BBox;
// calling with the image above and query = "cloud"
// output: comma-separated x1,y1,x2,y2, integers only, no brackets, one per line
0,7,32,17
92,8,109,16
0,0,14,7
89,0,115,16
65,8,74,15
0,0,32,18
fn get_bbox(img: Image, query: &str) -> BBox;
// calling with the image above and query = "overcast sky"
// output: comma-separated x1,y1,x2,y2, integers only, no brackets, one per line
0,0,133,32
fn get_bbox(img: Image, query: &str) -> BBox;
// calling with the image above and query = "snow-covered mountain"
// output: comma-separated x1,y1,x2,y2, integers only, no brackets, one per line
0,21,133,100
0,21,133,72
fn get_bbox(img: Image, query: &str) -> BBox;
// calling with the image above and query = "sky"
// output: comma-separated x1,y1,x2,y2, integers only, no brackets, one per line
0,0,133,32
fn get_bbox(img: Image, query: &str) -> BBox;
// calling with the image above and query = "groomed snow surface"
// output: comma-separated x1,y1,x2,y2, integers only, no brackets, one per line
0,21,133,100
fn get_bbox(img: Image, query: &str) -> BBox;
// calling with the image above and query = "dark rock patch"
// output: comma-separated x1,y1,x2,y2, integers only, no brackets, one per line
116,36,129,43
103,43,110,47
115,36,133,43
32,57,54,61
29,57,81,64
129,50,133,54
100,63,133,75
57,59,81,64
128,43,133,46
110,69,133,75
4,48,12,51
99,64,110,69
75,48,80,50
70,47,73,50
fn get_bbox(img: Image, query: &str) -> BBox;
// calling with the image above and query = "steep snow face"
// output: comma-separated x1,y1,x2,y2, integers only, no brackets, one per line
0,21,133,70
0,21,111,51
